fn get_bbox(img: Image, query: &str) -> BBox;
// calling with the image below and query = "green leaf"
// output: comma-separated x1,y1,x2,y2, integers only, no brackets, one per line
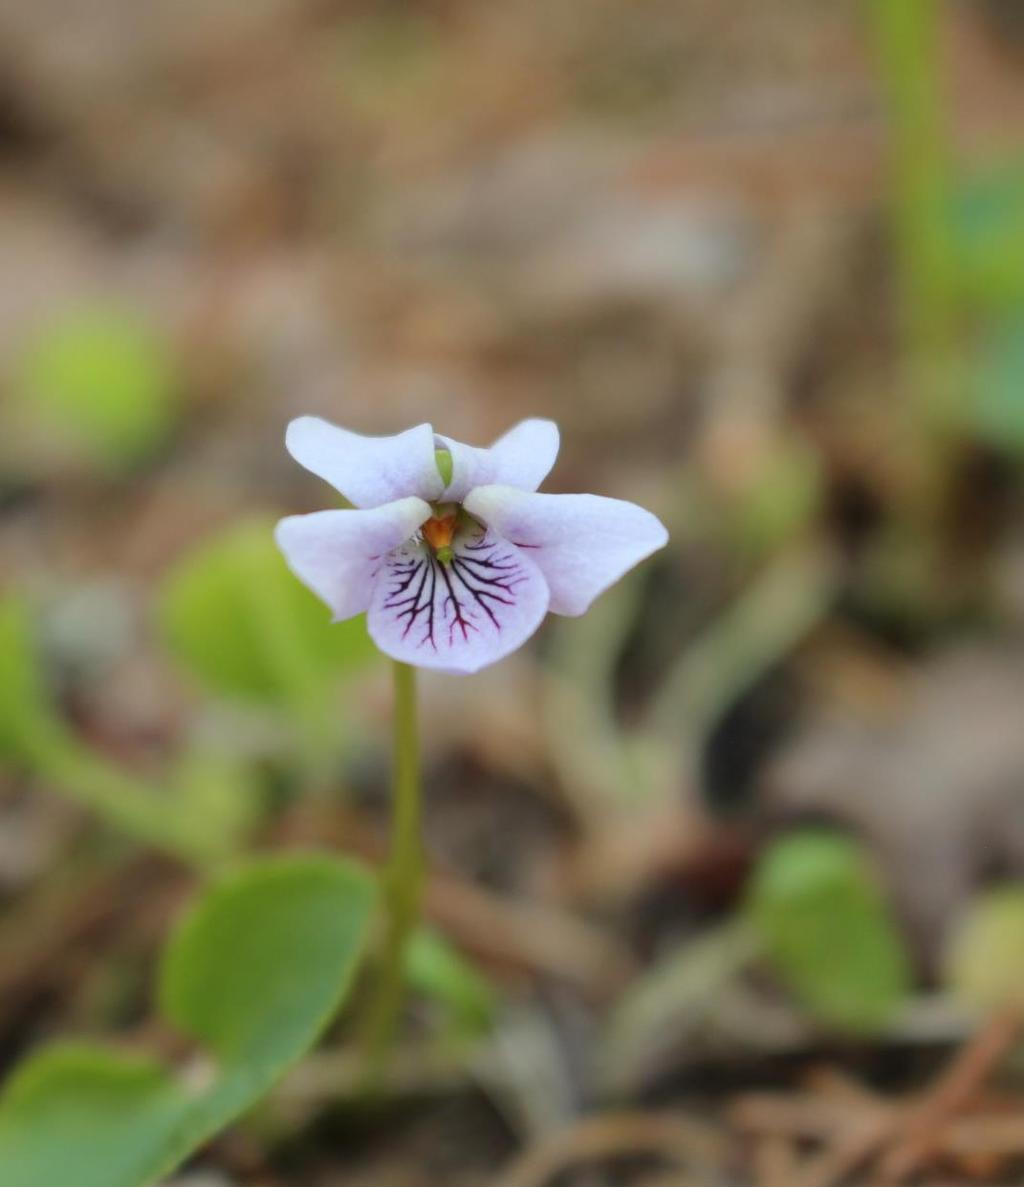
171,751,261,857
950,161,1024,310
13,307,178,473
0,855,376,1187
970,314,1024,458
160,857,373,1063
405,928,496,1034
0,1047,183,1187
946,885,1024,1013
744,831,911,1034
158,517,377,704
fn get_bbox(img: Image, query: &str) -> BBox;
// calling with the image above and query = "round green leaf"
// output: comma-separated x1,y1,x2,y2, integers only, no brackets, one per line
0,1046,182,1187
971,314,1024,458
950,161,1024,311
160,855,375,1064
0,855,376,1187
946,886,1024,1013
745,831,912,1034
158,517,377,703
14,307,178,472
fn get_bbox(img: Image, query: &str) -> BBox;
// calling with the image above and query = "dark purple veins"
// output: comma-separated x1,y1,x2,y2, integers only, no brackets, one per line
378,529,529,652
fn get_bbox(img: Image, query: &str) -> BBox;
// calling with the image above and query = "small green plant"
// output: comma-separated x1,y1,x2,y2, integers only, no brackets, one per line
11,306,179,475
0,855,375,1187
0,593,247,865
946,885,1024,1014
275,415,668,1080
159,516,378,775
0,415,668,1180
159,516,377,707
745,830,912,1034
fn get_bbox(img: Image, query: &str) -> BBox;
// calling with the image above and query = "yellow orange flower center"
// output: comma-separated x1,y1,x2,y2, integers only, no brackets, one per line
422,513,457,553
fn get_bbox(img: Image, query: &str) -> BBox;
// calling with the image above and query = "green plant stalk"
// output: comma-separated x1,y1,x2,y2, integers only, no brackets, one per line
360,660,424,1085
871,0,963,556
871,0,956,377
24,733,220,867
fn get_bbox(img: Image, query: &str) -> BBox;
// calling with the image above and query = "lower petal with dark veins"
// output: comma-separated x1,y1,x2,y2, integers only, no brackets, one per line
367,527,550,673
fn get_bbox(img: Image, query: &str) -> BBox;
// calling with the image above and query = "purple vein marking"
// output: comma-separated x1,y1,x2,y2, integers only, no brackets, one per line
380,532,528,652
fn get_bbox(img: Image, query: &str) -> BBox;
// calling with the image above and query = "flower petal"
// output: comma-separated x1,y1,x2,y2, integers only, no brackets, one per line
367,526,550,673
464,485,668,616
285,418,444,508
437,418,560,502
275,498,432,620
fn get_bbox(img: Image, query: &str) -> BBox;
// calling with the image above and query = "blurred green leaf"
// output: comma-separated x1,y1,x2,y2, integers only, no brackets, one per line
745,831,912,1034
0,855,375,1187
946,885,1024,1013
950,161,1024,310
0,1047,183,1187
14,307,178,473
0,594,241,864
159,517,377,704
171,750,262,856
970,314,1024,458
0,594,67,763
405,928,496,1035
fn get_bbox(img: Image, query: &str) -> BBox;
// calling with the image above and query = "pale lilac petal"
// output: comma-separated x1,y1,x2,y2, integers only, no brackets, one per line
464,485,668,616
285,418,443,508
367,526,550,673
437,418,559,502
275,498,432,621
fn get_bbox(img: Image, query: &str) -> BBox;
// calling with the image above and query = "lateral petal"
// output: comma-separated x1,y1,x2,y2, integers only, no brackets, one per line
464,485,668,616
275,498,432,621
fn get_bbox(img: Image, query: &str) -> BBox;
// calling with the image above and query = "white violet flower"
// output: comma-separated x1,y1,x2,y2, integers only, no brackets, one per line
276,417,668,673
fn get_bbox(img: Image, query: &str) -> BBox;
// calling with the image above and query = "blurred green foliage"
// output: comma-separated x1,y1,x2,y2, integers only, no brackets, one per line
947,886,1024,1013
970,314,1024,459
950,161,1024,312
0,595,64,765
405,928,497,1037
158,516,380,777
745,831,912,1034
0,856,375,1187
13,307,178,474
0,592,248,864
159,516,376,704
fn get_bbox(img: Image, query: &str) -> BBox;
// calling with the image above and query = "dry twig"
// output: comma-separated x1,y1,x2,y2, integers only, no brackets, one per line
880,1007,1024,1182
490,1111,722,1187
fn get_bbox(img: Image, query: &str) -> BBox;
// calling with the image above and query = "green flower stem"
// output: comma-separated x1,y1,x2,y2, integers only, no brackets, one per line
360,660,424,1086
872,0,956,367
871,0,963,475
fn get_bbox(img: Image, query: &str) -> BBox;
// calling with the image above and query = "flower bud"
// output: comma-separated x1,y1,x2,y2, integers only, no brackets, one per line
434,448,453,487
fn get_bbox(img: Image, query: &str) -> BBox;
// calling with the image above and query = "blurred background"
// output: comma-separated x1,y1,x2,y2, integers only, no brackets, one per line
5,0,1024,1183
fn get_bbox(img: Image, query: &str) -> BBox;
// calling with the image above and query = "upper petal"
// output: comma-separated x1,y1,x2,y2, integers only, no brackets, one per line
437,418,560,502
275,497,432,621
285,417,444,508
367,525,550,673
464,485,668,616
